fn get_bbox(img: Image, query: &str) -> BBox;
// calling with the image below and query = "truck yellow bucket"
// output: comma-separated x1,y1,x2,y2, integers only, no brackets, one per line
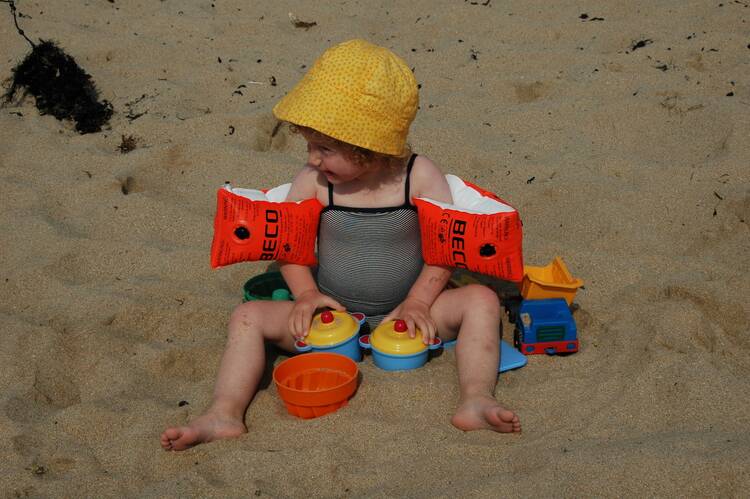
519,256,583,305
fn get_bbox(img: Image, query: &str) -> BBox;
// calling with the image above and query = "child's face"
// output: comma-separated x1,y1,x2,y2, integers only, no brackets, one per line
300,129,366,185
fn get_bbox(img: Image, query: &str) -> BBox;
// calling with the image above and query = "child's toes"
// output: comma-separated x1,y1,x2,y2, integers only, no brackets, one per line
486,407,520,432
160,427,184,450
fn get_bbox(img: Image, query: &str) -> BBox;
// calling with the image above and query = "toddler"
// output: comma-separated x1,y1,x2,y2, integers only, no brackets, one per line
161,39,520,451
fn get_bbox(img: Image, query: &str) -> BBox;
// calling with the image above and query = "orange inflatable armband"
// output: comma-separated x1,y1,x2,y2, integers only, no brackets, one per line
414,175,524,282
210,184,323,268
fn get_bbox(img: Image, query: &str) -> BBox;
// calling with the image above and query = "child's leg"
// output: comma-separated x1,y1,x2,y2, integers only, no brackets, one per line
430,284,521,433
160,300,297,450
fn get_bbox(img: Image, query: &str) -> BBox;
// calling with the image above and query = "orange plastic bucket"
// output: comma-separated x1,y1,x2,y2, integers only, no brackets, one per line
273,353,359,419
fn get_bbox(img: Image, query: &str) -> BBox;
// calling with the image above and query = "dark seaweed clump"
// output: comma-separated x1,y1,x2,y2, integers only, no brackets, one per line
4,40,113,133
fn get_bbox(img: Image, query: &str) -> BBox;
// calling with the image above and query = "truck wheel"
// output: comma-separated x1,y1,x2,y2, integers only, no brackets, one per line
513,327,521,349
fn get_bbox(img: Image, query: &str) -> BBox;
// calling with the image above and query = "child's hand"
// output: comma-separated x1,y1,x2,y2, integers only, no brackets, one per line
288,289,346,340
383,297,436,345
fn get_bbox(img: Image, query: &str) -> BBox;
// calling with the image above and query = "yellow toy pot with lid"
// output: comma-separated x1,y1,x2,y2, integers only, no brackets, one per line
295,310,366,361
358,319,442,371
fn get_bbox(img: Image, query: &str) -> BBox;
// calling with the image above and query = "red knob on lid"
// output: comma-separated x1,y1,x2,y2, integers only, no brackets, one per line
321,310,334,324
394,320,407,332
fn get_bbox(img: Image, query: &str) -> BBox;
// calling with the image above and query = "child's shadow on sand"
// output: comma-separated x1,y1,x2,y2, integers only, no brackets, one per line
258,344,284,390
256,262,289,390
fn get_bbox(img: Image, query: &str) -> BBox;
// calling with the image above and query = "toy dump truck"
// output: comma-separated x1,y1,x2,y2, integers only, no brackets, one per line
513,298,578,355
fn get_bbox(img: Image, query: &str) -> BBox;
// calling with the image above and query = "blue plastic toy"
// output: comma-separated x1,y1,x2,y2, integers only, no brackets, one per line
358,320,443,371
294,311,367,362
443,338,527,372
513,298,578,355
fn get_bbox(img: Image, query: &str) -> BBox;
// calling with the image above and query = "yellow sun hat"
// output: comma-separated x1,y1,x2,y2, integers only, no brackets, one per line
273,39,419,156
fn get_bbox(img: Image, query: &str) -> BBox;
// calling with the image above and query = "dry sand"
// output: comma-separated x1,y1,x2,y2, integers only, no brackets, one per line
1,0,749,497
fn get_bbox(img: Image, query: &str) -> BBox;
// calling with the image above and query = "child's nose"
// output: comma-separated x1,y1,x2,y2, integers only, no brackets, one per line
307,150,322,167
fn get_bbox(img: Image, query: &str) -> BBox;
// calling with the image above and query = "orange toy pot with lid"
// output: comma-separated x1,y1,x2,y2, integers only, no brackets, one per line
295,310,366,361
358,319,442,371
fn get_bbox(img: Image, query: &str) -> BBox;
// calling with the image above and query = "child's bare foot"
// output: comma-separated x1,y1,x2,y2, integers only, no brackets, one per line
451,395,521,433
160,411,247,451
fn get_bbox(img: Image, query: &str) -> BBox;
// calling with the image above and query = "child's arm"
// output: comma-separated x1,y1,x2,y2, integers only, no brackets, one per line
382,156,454,343
382,264,453,343
280,166,344,338
280,262,345,339
409,156,453,206
285,165,321,202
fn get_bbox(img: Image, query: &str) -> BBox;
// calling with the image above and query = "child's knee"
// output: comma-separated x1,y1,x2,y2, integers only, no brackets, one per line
228,301,264,330
462,284,500,314
228,301,292,343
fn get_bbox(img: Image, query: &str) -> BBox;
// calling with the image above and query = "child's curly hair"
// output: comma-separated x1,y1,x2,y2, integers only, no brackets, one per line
289,124,412,173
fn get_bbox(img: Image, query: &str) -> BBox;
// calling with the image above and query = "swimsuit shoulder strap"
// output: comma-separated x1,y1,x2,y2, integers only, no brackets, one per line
404,153,418,206
327,182,335,207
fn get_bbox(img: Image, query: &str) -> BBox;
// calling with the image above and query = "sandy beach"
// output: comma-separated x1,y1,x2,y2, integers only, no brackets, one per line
1,0,749,496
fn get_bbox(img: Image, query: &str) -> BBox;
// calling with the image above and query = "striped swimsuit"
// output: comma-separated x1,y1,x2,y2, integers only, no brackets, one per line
316,155,423,328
